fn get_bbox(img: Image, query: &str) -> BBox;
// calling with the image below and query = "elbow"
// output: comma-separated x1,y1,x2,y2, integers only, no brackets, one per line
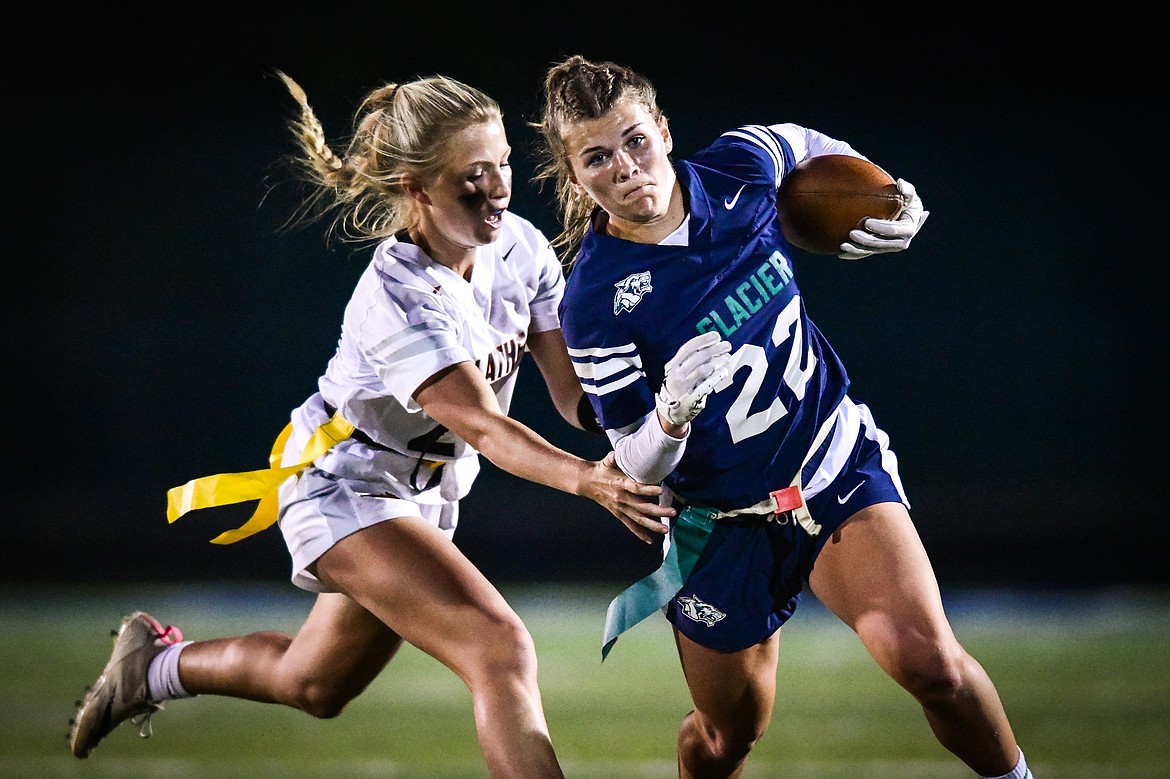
453,415,500,457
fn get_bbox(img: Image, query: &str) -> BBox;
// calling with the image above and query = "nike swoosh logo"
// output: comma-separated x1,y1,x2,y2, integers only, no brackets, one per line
724,185,747,210
837,481,865,504
502,244,515,261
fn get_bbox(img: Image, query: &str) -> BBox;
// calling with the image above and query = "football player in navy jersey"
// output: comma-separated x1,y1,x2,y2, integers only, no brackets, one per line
532,55,1033,779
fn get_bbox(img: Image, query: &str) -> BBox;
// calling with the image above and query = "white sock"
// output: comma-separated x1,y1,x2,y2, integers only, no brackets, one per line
146,641,194,702
980,747,1031,779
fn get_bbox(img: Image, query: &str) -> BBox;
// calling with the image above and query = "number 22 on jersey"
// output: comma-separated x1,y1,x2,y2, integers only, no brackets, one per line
715,295,816,444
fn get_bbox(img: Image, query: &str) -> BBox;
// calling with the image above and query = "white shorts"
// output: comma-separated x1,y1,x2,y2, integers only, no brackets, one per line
277,466,459,593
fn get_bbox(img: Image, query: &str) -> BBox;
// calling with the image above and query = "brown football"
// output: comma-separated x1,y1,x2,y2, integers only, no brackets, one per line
776,154,905,254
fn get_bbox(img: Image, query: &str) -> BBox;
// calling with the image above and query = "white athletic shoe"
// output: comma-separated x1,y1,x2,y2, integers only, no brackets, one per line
69,611,184,758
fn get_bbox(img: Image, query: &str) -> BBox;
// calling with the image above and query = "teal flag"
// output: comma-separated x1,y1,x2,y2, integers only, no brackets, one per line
601,506,717,660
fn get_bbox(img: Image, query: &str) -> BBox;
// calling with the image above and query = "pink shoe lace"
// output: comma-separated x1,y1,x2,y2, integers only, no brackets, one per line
141,613,184,645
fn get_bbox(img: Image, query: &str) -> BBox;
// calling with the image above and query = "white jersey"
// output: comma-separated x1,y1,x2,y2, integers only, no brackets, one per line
282,211,564,506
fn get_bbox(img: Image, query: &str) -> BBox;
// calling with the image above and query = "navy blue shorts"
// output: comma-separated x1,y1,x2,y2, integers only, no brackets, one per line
665,403,908,652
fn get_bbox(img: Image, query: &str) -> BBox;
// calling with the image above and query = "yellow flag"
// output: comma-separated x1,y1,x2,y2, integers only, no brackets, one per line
166,412,356,544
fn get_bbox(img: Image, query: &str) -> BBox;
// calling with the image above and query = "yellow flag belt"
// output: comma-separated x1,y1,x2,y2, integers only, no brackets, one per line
166,411,356,544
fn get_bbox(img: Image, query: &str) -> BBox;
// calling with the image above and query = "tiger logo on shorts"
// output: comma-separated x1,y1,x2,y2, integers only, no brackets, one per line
677,595,726,626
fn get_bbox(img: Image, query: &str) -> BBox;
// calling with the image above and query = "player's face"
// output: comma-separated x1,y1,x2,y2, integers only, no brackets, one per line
420,120,512,251
561,100,675,230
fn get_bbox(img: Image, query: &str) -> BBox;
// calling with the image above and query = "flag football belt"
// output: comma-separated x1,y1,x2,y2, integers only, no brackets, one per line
166,406,452,545
673,485,820,532
165,411,356,545
322,402,450,492
600,410,838,661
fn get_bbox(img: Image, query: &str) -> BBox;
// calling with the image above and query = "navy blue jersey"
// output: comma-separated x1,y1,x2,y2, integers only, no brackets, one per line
561,125,855,510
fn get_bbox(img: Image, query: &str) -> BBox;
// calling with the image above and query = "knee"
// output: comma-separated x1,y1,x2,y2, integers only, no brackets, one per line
294,682,354,720
462,609,539,685
286,662,360,719
689,709,770,767
221,632,354,719
892,639,969,705
705,724,767,767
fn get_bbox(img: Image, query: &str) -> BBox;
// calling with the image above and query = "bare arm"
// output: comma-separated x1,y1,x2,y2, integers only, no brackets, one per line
526,328,586,429
414,361,671,542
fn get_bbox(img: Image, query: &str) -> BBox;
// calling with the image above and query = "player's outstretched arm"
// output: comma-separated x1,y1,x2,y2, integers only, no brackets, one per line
416,362,672,542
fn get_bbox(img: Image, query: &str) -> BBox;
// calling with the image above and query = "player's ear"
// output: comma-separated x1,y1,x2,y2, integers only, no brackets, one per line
659,114,673,154
402,179,431,205
567,171,586,195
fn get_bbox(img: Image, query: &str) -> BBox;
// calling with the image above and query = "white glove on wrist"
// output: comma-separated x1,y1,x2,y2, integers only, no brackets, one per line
655,331,732,426
838,178,930,260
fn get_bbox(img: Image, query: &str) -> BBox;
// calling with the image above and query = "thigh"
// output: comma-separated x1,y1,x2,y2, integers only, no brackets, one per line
279,468,458,593
675,627,780,731
807,503,956,672
312,516,519,669
669,521,802,654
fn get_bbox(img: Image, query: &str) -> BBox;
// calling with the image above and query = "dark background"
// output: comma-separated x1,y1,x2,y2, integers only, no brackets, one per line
9,11,1164,588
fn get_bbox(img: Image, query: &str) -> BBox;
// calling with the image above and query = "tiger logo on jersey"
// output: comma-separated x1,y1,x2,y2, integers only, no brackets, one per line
677,595,726,627
613,271,653,315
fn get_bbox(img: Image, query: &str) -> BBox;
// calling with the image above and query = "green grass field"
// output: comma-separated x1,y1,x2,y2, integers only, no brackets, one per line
2,583,1168,778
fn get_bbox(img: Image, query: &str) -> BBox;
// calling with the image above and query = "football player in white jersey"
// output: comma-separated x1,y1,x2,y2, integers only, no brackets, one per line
69,71,673,779
532,56,1033,779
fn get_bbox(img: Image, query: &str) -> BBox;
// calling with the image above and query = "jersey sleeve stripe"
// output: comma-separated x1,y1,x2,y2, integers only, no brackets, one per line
566,343,641,359
370,322,449,362
569,343,646,397
580,367,644,397
571,354,643,382
722,125,783,184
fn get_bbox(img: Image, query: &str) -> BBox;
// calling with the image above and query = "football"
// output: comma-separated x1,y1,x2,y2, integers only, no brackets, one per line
776,154,905,254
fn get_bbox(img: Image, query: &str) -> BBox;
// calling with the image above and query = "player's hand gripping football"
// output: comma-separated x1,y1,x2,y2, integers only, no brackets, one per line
838,178,930,260
656,331,732,427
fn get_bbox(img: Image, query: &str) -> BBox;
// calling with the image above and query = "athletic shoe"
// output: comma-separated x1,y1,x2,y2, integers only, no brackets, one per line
68,611,184,758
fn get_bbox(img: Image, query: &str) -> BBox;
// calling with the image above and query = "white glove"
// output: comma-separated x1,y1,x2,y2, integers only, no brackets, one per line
655,332,732,426
838,178,930,260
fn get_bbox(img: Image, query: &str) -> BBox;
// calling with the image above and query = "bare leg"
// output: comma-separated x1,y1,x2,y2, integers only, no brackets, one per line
312,517,563,779
177,592,401,717
808,503,1019,776
674,628,779,779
